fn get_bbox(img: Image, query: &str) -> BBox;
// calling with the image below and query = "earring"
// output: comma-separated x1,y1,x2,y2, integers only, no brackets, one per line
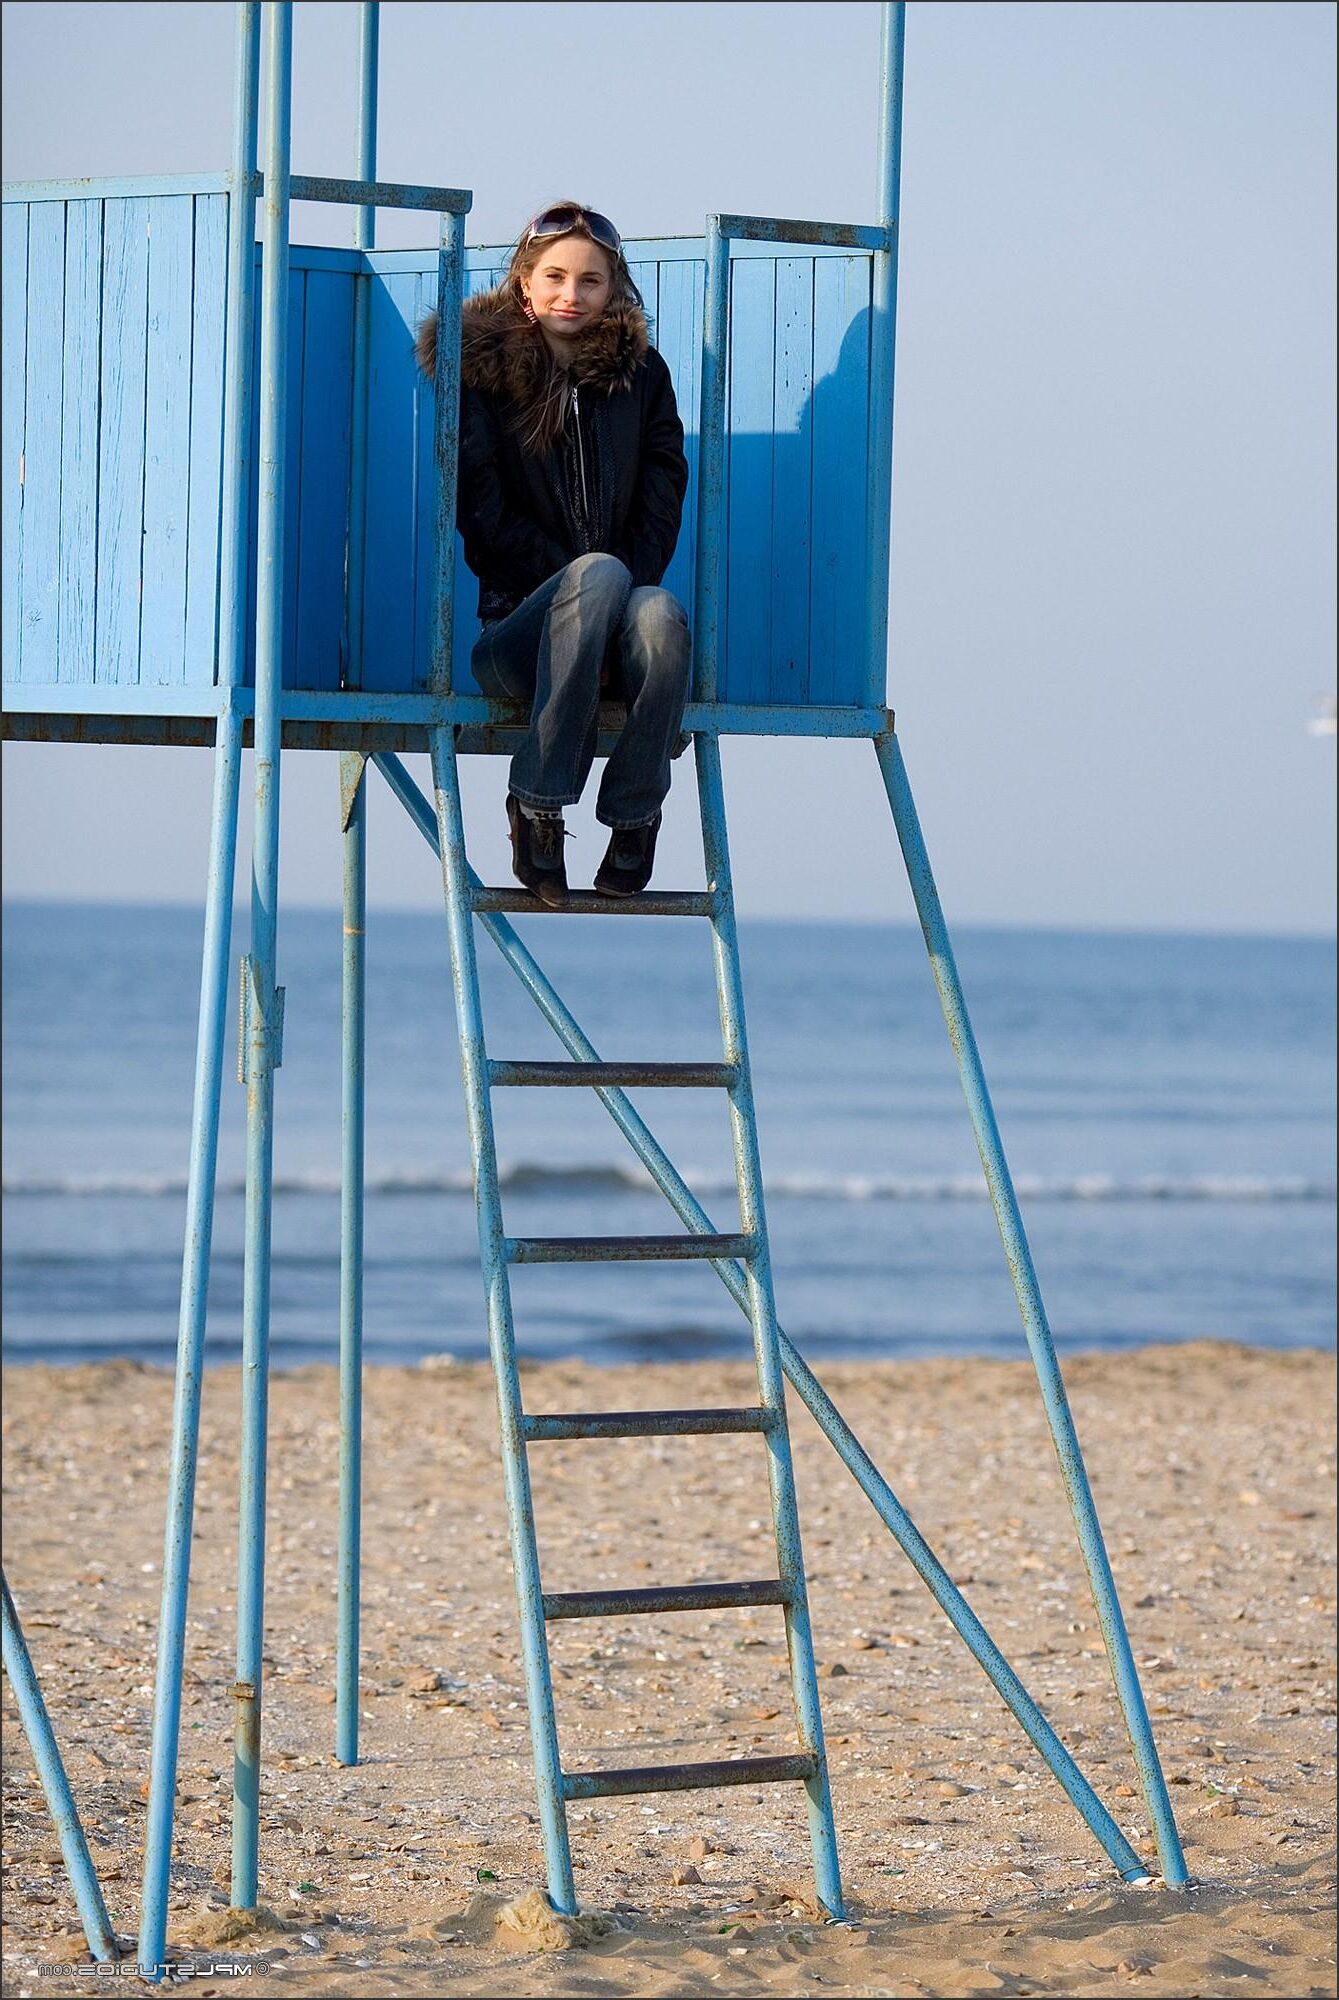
521,296,537,324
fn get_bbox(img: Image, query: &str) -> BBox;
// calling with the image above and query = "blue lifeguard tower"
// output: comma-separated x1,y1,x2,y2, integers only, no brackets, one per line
2,1,1189,1975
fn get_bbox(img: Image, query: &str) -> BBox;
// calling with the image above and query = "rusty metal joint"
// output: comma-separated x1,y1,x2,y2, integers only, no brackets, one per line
237,956,286,1082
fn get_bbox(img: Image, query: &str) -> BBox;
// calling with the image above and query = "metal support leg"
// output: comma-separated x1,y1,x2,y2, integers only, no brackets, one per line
336,759,367,1765
3,1575,121,1964
139,0,260,1968
231,0,293,1909
138,712,246,1968
334,0,379,1764
696,734,844,1919
873,728,1188,1886
371,748,1149,1885
427,727,577,1916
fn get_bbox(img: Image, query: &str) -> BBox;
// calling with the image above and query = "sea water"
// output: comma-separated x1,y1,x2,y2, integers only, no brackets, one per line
2,903,1334,1367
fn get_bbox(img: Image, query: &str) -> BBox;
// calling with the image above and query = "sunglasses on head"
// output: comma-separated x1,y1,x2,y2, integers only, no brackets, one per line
525,204,622,256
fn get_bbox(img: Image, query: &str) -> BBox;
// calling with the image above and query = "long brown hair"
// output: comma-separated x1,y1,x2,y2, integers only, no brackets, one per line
503,201,644,453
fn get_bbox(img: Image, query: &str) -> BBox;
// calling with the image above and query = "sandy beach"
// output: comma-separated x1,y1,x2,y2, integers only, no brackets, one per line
2,1342,1334,1997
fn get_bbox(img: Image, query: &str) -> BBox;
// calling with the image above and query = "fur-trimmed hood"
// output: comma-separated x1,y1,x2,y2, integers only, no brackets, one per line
416,284,649,429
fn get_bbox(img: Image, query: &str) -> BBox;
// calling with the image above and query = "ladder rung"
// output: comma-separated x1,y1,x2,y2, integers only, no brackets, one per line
488,1060,737,1089
562,1754,818,1802
543,1580,789,1621
523,1407,772,1441
506,1233,755,1264
470,888,718,918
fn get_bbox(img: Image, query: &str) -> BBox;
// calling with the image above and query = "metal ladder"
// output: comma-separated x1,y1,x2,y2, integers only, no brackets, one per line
427,723,844,1922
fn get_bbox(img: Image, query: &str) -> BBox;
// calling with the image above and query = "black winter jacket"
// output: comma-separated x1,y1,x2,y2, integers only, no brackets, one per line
416,289,689,625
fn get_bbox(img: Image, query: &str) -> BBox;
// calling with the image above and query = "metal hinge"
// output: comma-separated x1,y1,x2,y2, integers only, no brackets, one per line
237,955,285,1083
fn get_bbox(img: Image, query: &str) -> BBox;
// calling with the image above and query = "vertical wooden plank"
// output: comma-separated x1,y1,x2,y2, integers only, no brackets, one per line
770,256,814,704
243,254,305,686
810,255,871,707
95,197,150,684
58,201,102,684
724,255,775,705
282,266,307,685
294,267,354,689
627,258,658,347
141,198,194,683
2,204,29,682
441,262,503,694
18,201,66,687
652,256,703,630
464,259,497,301
184,193,227,688
360,268,421,691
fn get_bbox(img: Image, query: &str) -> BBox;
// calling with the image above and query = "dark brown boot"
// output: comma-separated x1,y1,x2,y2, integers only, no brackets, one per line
594,813,661,897
507,794,569,907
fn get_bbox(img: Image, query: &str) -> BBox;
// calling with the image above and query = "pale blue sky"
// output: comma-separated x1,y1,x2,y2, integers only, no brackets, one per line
2,1,1335,931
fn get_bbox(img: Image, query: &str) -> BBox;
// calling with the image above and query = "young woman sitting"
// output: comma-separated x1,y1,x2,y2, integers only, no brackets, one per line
417,200,692,902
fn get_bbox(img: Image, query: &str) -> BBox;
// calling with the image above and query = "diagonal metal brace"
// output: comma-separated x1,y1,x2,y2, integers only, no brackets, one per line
2,1573,122,1962
371,747,1153,1886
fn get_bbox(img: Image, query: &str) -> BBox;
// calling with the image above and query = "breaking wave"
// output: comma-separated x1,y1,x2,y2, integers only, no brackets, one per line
4,1167,1333,1203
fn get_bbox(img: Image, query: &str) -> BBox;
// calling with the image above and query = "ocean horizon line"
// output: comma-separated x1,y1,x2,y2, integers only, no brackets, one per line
3,895,1336,950
5,1166,1334,1204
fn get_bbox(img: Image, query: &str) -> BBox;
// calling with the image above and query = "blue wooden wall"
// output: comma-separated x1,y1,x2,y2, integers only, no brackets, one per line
4,190,876,715
3,191,229,699
356,242,874,706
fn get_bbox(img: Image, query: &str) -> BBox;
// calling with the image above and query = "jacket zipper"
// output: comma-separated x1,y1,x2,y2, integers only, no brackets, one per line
571,382,591,544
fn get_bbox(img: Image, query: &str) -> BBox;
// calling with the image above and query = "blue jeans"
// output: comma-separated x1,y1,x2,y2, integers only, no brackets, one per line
471,553,692,828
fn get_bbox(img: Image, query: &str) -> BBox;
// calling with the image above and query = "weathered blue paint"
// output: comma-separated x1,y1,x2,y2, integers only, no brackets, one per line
97,197,150,684
269,171,470,214
810,255,873,703
772,256,815,701
137,8,259,1977
142,195,193,685
231,0,293,1911
185,196,230,684
1,201,29,681
864,0,904,708
335,0,378,1776
360,262,422,690
336,752,366,1771
429,211,465,693
427,726,577,1917
2,172,233,202
0,682,893,737
692,217,728,701
57,198,101,687
716,214,893,251
3,1574,121,1963
3,189,230,696
20,201,63,687
294,273,355,690
370,745,1151,1884
874,729,1188,1886
5,197,880,713
137,717,247,1981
